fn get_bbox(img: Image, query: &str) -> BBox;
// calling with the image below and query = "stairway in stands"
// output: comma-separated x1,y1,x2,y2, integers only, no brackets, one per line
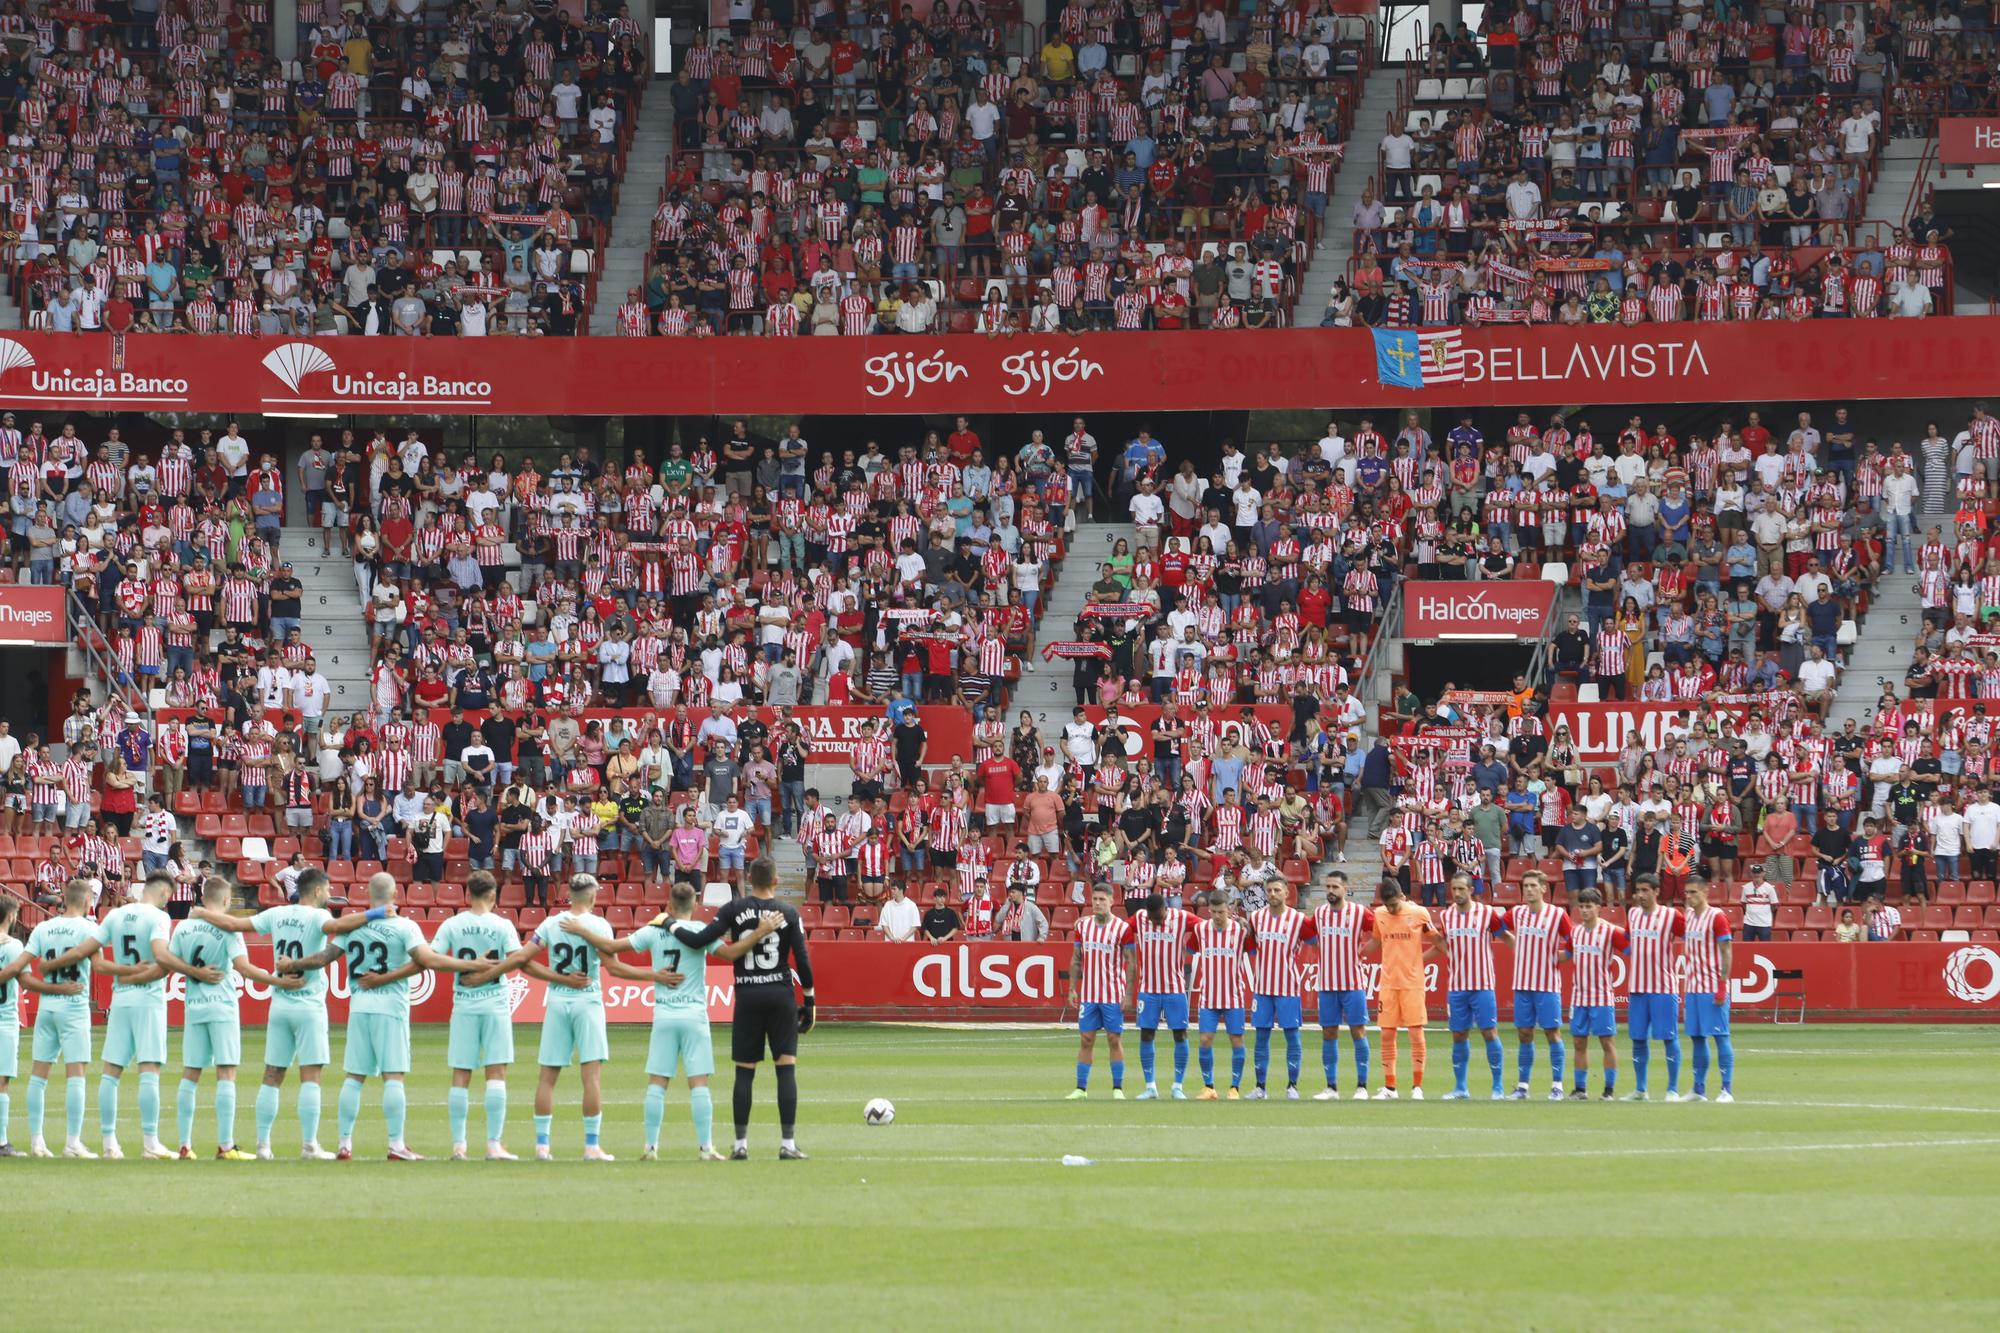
1010,524,1123,721
1289,65,1405,328
282,528,372,720
589,94,677,334
1828,519,1940,728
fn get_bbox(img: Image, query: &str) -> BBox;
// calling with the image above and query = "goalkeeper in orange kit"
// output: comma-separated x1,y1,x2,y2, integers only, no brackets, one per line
1361,879,1442,1099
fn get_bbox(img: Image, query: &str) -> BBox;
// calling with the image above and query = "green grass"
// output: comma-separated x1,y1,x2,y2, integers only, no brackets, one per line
7,1022,2000,1329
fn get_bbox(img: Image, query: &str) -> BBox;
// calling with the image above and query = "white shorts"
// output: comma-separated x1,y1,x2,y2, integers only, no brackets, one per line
984,803,1017,825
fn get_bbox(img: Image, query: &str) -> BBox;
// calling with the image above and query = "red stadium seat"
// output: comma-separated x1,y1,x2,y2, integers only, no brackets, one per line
1911,930,1940,942
1773,906,1805,930
1051,905,1080,929
1922,905,1953,931
840,928,870,942
435,884,466,909
1970,882,1998,904
1804,906,1834,931
1936,881,1966,903
220,814,249,837
195,815,224,840
1954,907,1984,930
798,904,821,928
820,905,851,930
214,837,243,862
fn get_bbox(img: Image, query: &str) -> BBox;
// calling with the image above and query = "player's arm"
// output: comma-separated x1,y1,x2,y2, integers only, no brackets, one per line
191,905,257,933
2,950,80,996
43,936,104,972
712,911,783,962
358,959,424,990
1067,938,1082,1006
602,954,683,984
411,943,487,974
148,936,220,985
462,939,545,988
1122,943,1137,1011
280,941,346,975
523,956,588,989
789,917,817,1031
549,915,639,955
320,906,394,938
665,912,730,948
233,953,303,991
1716,931,1734,997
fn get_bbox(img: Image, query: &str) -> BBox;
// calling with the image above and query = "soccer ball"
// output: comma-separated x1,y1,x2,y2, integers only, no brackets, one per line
863,1097,896,1126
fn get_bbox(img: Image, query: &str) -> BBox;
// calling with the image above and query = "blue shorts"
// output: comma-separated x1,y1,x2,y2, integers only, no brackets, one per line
1513,990,1562,1031
1250,994,1302,1030
1628,993,1681,1041
1569,1005,1616,1038
718,845,746,870
1446,989,1499,1034
1317,989,1367,1028
1137,992,1189,1032
1198,1006,1246,1036
1078,1001,1124,1034
1685,993,1731,1037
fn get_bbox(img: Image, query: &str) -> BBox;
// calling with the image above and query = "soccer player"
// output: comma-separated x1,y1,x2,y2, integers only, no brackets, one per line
22,883,101,1156
430,869,528,1160
531,874,624,1161
1565,887,1628,1100
195,866,340,1158
668,856,815,1159
1681,876,1736,1103
1440,874,1512,1100
171,875,299,1159
1362,877,1439,1099
1507,870,1572,1100
0,896,89,1157
1311,872,1374,1100
304,872,484,1160
88,872,222,1159
1190,890,1251,1098
1132,892,1197,1100
1244,879,1317,1099
1623,873,1686,1101
1066,885,1136,1100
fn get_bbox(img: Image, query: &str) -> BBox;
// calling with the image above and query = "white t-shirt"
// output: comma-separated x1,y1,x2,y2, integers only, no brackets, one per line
1963,799,2000,850
1797,658,1838,692
1740,881,1779,928
711,808,755,850
1929,809,1965,857
878,895,922,941
1129,493,1165,525
295,672,331,719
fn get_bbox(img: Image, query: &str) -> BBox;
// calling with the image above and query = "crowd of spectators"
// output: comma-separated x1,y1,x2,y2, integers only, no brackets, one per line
1322,0,1980,326
7,0,649,337
620,0,1372,336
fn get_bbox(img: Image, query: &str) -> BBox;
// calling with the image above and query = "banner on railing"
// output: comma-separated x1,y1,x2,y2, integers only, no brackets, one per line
0,324,1995,415
1544,701,1752,765
1939,117,2000,164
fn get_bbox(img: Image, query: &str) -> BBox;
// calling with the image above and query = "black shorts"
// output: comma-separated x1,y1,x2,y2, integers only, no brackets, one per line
930,847,958,868
732,988,800,1064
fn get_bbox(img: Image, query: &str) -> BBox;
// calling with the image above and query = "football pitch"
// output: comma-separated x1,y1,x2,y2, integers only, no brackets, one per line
9,1022,2000,1329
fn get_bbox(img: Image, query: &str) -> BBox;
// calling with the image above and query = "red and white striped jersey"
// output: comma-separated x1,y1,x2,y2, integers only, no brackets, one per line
1311,899,1373,991
1190,916,1252,1010
1508,901,1572,994
1074,913,1135,1004
1567,920,1629,1007
1133,907,1198,995
1681,904,1733,995
1625,905,1686,995
1245,905,1317,998
1440,901,1507,993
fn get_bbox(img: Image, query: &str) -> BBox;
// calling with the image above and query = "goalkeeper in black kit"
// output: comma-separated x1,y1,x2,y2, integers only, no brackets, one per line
669,856,815,1160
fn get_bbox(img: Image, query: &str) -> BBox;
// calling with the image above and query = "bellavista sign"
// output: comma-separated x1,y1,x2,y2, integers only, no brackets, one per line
0,322,1994,415
1402,581,1555,639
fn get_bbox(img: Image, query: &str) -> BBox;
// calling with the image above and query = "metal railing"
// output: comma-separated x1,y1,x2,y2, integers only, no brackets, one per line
1354,578,1404,724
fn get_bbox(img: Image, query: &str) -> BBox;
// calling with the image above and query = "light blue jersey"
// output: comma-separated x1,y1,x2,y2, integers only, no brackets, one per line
433,911,523,1014
24,916,96,1016
251,905,336,1008
341,917,428,1017
170,919,248,1019
97,902,174,997
534,913,610,1003
629,921,722,1011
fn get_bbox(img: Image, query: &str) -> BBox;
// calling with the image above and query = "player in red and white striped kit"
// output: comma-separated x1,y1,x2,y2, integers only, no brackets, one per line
1244,881,1318,1099
1564,887,1629,1099
1310,872,1375,1099
1066,887,1136,1099
1680,876,1736,1102
1507,871,1574,1100
1440,875,1513,1099
1131,895,1199,1100
1624,875,1687,1100
1190,891,1253,1098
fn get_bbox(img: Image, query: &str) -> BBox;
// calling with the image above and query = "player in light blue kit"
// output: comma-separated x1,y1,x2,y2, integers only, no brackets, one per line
88,873,223,1159
559,880,780,1160
529,874,625,1161
430,869,534,1161
22,882,100,1156
0,896,90,1157
196,866,342,1158
171,875,301,1160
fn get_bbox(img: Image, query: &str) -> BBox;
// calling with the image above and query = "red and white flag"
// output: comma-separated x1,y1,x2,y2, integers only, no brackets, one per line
1419,328,1465,384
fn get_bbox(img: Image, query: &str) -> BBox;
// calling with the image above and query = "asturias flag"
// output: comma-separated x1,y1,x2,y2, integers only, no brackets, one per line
1373,327,1466,388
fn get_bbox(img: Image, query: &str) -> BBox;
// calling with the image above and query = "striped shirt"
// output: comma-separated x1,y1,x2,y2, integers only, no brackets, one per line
1190,916,1252,1010
1682,904,1733,995
1625,905,1686,995
1074,914,1135,1005
1441,901,1506,993
1312,900,1373,992
1509,902,1572,995
1568,920,1629,1007
1133,907,1197,996
1245,905,1316,998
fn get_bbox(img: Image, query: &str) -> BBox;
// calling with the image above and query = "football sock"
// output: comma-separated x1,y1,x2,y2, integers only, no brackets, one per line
1283,1030,1302,1086
1108,1060,1123,1091
1229,1045,1245,1086
177,1079,199,1148
1549,1038,1566,1088
1199,1045,1214,1085
138,1072,160,1139
644,1084,665,1147
1409,1027,1427,1087
1691,1038,1711,1094
1717,1035,1735,1092
0,1089,9,1145
1663,1035,1683,1092
338,1078,363,1140
1632,1040,1650,1093
26,1075,45,1140
1322,1033,1339,1087
98,1075,119,1138
733,1066,755,1139
1253,1028,1271,1087
1518,1037,1535,1086
1138,1031,1156,1084
255,1084,280,1146
535,1114,553,1147
1451,1039,1469,1094
583,1113,602,1148
1603,1065,1617,1095
1484,1036,1504,1093
448,1087,470,1145
382,1080,407,1144
485,1080,508,1143
690,1085,713,1147
1172,1035,1188,1084
775,1065,798,1138
1075,1060,1090,1090
298,1082,322,1145
215,1081,236,1147
66,1076,86,1140
1354,1035,1370,1088
1382,1029,1399,1088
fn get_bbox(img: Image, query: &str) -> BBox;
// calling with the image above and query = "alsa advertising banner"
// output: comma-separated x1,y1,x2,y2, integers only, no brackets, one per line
1545,701,1745,765
2,322,1998,415
1939,117,2000,164
0,585,66,644
1402,581,1555,640
1074,704,1293,756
